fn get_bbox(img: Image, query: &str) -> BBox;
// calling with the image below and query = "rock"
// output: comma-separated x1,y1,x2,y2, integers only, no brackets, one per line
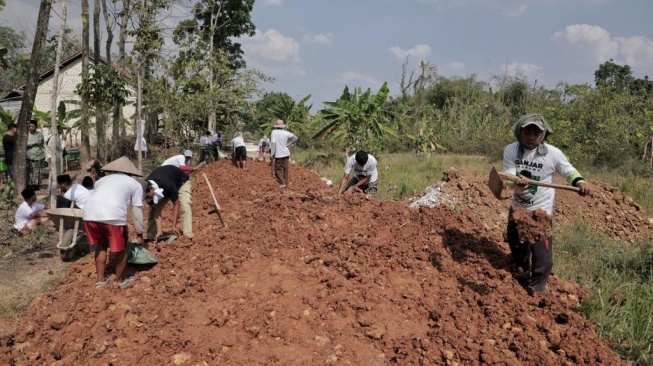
501,322,511,330
365,323,386,340
326,354,338,364
172,352,191,365
443,349,455,360
48,313,68,330
315,335,330,346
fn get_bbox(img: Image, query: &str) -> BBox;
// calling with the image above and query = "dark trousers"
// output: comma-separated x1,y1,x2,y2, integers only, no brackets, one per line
274,156,289,186
507,208,553,293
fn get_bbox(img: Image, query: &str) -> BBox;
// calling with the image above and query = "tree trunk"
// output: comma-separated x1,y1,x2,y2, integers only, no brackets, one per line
93,0,106,162
49,0,67,208
118,0,129,143
102,0,120,160
80,0,91,163
14,0,52,197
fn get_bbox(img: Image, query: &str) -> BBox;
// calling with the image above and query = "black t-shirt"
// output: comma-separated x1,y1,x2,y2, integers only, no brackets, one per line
146,165,189,202
2,134,15,165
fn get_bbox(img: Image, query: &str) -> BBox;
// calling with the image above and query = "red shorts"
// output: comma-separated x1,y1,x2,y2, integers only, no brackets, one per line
84,221,128,252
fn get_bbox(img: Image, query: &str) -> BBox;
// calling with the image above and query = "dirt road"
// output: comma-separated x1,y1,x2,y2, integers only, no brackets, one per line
0,160,631,365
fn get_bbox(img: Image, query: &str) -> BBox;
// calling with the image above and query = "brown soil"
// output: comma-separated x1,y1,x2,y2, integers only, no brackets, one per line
510,210,553,243
0,162,636,365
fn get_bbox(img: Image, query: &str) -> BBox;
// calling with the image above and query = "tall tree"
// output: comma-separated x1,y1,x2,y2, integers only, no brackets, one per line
48,0,68,207
0,27,28,96
80,0,91,164
14,0,52,195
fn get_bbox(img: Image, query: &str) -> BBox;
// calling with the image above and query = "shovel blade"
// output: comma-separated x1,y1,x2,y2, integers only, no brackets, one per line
488,166,505,199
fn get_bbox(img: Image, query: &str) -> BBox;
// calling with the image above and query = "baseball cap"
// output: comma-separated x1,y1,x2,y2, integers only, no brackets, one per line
184,150,193,158
519,115,545,131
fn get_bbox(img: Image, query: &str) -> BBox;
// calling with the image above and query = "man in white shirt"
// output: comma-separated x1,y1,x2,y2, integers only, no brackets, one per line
231,133,247,169
56,174,91,209
14,188,53,235
161,150,195,173
503,113,590,294
199,131,211,162
256,135,270,162
338,151,379,196
83,156,146,289
270,120,298,188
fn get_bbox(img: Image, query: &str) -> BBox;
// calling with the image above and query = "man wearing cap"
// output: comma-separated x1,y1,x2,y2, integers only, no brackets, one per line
270,119,298,188
56,174,90,209
161,150,195,172
83,156,145,289
143,165,193,240
337,151,379,196
231,132,247,169
503,113,591,295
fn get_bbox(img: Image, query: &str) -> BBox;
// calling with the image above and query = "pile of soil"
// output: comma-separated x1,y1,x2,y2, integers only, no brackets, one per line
0,161,634,364
510,210,553,244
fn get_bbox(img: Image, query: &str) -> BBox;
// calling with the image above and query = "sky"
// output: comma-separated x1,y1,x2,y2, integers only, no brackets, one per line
2,0,653,110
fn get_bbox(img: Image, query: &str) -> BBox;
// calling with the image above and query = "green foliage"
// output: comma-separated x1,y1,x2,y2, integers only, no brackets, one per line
555,223,653,363
315,82,397,154
260,93,312,136
76,63,129,113
0,106,16,131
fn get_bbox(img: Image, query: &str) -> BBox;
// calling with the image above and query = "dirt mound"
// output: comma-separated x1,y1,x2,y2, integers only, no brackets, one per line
0,161,626,365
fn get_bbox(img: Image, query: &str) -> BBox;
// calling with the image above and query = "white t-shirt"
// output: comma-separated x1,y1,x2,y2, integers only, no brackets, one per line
83,173,144,226
503,142,580,215
14,201,45,230
232,136,245,148
258,138,269,149
270,130,297,159
63,183,90,209
344,154,379,183
161,155,186,168
199,136,209,147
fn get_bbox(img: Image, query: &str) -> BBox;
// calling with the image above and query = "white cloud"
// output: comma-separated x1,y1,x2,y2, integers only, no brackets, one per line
302,32,335,45
340,71,383,89
502,62,543,80
388,44,431,61
242,29,300,62
259,0,283,5
552,24,653,66
448,61,466,71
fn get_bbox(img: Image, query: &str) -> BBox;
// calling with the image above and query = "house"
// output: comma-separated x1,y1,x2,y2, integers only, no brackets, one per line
0,51,136,146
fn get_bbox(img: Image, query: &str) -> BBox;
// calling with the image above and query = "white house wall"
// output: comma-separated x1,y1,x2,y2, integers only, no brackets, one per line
35,60,136,147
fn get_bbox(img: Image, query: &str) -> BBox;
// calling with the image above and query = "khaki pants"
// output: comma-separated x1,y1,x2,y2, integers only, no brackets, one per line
146,180,193,238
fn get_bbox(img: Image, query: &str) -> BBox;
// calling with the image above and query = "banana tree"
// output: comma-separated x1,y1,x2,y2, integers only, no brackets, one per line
0,106,16,130
260,93,312,136
314,81,397,154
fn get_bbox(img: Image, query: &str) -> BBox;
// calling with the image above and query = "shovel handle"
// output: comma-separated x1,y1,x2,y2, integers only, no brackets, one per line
498,172,580,193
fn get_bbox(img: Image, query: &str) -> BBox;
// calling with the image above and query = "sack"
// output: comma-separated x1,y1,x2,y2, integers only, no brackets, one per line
127,241,158,264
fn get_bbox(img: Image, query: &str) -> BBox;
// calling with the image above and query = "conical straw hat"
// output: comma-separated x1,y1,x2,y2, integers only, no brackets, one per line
101,156,142,177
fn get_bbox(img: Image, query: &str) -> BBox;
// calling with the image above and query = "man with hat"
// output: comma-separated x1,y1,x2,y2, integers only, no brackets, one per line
231,132,247,169
503,113,591,295
83,156,145,289
143,164,193,240
56,174,90,209
270,119,298,188
161,150,195,172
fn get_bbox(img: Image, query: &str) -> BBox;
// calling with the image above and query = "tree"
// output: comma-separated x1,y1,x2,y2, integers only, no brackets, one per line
80,0,92,164
0,27,28,95
315,82,397,154
14,0,52,195
259,93,312,134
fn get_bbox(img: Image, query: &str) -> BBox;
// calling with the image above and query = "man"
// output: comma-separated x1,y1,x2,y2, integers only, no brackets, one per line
2,123,16,180
83,156,145,289
270,120,298,188
338,151,379,196
56,174,91,209
143,165,193,240
231,133,247,169
503,113,591,294
161,150,195,172
26,119,45,190
199,131,212,163
14,187,53,235
256,135,270,162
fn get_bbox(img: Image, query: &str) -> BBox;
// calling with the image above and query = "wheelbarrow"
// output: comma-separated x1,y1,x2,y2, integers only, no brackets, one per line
46,207,88,261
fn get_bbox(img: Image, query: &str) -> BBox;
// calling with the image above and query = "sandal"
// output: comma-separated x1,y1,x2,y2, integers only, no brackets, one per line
95,279,110,289
119,277,135,289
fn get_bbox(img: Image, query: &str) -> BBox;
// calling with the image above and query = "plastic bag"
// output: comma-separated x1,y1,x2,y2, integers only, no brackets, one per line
127,241,158,264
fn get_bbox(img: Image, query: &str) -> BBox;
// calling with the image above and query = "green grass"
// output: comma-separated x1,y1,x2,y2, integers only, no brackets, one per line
555,223,653,363
294,149,494,200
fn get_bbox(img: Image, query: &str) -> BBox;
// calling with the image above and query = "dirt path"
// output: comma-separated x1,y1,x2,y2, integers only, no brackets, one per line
0,160,630,365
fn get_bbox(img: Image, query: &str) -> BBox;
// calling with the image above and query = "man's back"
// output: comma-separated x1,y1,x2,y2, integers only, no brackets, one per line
83,174,143,225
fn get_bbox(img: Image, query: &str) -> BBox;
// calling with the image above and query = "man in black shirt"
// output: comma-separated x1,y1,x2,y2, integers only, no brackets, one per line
2,123,17,180
143,165,193,240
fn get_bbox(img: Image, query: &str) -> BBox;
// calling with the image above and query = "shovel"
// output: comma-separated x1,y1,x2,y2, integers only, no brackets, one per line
202,173,228,228
488,166,580,199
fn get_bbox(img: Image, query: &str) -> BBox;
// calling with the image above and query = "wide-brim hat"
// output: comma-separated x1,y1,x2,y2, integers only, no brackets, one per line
273,119,285,128
102,156,142,176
